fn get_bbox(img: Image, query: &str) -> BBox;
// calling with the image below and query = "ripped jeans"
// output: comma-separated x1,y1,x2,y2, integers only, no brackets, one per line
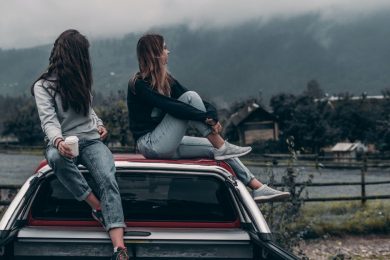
137,91,255,185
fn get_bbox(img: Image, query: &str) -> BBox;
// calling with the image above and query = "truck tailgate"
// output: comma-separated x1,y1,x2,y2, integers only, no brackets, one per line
14,226,253,259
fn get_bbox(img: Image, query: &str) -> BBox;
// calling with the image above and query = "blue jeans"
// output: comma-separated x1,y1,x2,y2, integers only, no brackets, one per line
137,91,255,185
46,138,126,231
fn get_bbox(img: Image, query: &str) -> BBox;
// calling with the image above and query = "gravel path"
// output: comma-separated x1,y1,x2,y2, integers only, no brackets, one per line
297,235,390,259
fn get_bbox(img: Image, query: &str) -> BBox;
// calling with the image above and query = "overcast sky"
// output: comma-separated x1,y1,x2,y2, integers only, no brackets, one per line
1,0,390,49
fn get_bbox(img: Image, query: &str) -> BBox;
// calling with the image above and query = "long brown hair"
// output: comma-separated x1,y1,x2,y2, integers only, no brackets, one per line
132,34,171,96
31,29,92,116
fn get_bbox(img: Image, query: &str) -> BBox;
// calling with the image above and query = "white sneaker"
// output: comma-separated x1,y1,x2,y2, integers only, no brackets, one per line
252,185,290,202
214,141,252,160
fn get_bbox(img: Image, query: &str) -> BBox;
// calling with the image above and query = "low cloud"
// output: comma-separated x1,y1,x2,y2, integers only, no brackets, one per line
1,0,390,49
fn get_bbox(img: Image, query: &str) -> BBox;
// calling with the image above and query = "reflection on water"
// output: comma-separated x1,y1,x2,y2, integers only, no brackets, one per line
0,153,45,185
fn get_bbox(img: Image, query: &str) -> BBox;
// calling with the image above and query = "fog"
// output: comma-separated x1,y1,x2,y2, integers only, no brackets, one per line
1,0,390,49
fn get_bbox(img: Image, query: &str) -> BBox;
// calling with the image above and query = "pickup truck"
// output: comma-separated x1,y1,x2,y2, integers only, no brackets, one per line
0,154,299,259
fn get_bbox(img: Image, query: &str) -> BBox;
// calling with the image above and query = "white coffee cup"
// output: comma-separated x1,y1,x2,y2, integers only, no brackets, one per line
64,136,79,157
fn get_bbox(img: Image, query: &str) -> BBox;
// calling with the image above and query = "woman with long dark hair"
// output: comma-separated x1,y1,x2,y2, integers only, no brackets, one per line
32,29,128,260
127,34,290,202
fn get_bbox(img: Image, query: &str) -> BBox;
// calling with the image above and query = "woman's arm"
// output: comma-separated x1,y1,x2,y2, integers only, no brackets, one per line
172,79,219,123
134,80,218,122
33,82,63,145
91,109,104,127
91,109,108,140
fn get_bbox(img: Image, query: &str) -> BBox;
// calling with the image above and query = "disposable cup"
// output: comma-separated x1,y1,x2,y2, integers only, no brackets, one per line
64,136,79,157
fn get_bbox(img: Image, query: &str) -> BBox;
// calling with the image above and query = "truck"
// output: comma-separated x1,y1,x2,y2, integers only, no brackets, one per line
0,154,299,259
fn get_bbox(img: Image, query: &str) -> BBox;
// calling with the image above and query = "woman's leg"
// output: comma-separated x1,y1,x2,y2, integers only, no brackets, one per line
171,136,258,185
137,91,212,158
79,139,126,248
46,145,104,216
172,137,289,201
137,91,250,159
46,145,92,201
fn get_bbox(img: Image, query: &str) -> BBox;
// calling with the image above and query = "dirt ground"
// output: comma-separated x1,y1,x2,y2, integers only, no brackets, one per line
296,235,390,260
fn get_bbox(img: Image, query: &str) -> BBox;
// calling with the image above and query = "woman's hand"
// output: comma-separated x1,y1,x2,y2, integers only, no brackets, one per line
205,118,222,134
57,141,74,159
205,118,217,126
98,126,108,140
211,122,222,134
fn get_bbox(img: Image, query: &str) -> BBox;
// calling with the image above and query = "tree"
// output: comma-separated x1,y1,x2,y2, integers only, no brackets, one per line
270,93,297,131
2,99,44,145
330,98,381,143
303,79,324,99
96,90,132,147
271,93,336,153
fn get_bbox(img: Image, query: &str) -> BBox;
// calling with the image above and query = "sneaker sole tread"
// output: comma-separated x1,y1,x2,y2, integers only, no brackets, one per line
214,148,252,160
253,193,290,202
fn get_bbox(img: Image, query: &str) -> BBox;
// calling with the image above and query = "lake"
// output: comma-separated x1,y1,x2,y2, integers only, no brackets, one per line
1,153,390,198
0,153,44,185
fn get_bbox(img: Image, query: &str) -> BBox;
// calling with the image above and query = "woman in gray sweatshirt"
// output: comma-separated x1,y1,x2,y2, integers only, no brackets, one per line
32,29,128,260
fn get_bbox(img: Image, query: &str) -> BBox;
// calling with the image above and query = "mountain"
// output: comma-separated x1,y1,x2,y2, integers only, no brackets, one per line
1,12,390,105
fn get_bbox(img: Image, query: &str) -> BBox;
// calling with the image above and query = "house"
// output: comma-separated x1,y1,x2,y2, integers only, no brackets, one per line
331,141,367,162
0,135,19,145
223,102,279,145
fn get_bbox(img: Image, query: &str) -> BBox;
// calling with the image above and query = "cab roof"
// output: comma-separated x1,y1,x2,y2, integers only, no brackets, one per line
34,153,234,174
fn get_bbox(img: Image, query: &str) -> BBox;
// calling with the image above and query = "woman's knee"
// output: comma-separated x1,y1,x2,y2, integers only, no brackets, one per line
46,147,66,168
178,91,203,105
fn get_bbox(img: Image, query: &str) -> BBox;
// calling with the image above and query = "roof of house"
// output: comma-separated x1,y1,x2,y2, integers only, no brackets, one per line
331,142,363,152
229,102,274,126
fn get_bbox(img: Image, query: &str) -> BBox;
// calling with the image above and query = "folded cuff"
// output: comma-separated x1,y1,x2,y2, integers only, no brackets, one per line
75,187,92,201
106,222,127,232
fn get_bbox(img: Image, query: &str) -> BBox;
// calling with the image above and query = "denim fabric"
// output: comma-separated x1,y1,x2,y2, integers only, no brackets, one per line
46,139,125,231
137,91,255,185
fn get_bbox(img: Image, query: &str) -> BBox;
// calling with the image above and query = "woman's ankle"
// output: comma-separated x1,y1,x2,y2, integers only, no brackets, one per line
207,134,224,148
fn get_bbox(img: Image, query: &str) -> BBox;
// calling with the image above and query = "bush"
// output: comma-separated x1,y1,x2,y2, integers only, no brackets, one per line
258,136,314,254
251,139,286,154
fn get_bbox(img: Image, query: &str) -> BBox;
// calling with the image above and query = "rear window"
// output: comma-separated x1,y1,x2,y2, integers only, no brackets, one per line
31,171,237,223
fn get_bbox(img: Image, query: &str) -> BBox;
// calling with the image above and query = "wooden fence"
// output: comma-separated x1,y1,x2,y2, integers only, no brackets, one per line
266,157,390,204
272,180,390,203
1,179,389,206
1,158,390,206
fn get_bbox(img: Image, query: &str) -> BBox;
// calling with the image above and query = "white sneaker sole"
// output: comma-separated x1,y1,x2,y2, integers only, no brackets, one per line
214,147,252,160
253,192,290,202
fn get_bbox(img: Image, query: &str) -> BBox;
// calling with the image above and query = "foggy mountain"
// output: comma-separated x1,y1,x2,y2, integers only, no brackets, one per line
1,12,390,104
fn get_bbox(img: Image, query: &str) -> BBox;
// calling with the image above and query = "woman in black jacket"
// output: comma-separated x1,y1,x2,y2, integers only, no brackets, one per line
127,34,289,202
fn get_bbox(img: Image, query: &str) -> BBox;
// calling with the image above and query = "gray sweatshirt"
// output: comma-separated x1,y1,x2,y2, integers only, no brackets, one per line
33,79,103,145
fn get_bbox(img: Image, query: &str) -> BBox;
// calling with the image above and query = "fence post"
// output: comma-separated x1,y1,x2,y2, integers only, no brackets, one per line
361,155,367,204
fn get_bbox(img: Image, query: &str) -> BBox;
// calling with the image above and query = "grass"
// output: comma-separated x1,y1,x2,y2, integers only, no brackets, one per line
293,200,390,238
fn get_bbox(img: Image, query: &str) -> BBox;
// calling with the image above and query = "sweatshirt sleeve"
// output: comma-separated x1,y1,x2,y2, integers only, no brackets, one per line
203,101,219,122
91,109,104,127
33,82,63,145
134,80,216,122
